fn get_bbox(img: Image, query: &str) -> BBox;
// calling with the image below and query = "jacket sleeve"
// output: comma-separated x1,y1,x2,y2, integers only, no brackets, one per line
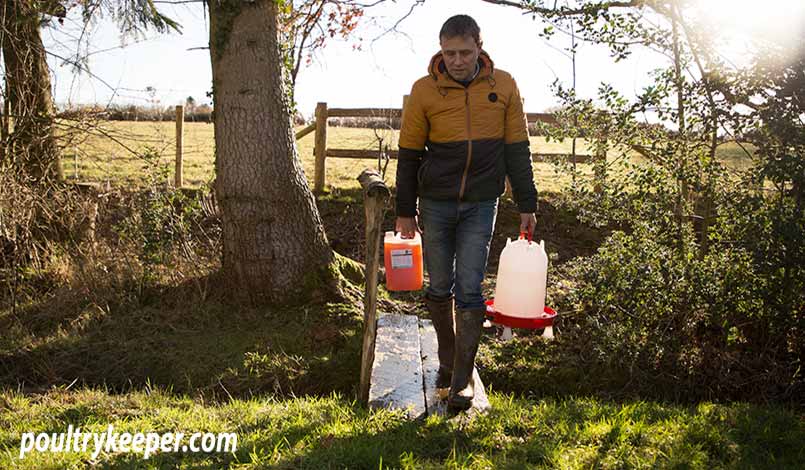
504,77,538,214
395,82,429,217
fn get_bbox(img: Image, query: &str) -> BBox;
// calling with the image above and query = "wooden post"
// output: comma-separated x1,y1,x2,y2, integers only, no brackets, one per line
357,169,391,404
175,105,184,188
594,136,608,194
314,102,328,193
73,146,78,180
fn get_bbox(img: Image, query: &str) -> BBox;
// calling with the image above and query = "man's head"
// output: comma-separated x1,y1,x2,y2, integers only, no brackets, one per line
439,15,482,82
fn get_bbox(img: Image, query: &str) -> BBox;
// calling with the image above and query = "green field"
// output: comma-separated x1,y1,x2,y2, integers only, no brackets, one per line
65,121,754,191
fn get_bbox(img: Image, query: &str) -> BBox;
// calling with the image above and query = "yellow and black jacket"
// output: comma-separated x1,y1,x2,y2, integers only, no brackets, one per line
395,50,537,217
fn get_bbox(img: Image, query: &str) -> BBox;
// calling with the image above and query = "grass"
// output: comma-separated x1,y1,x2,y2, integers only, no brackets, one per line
1,388,803,469
2,277,802,468
0,292,365,399
3,121,796,469
63,121,755,192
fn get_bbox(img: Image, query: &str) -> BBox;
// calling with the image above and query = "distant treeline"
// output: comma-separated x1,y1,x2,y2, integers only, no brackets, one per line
56,104,316,126
57,104,214,123
325,117,551,135
53,106,689,139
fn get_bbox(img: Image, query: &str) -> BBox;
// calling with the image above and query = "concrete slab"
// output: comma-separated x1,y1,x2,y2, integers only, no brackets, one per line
420,318,491,417
368,314,426,419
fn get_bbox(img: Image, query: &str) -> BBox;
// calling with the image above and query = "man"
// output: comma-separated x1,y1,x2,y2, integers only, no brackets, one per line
395,14,538,411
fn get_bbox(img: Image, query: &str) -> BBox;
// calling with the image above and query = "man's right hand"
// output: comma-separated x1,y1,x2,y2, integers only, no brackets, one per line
396,216,421,239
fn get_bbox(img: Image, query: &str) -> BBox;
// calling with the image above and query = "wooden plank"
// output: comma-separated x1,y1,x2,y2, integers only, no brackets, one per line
420,319,490,417
295,122,316,140
328,108,402,118
358,170,390,404
368,314,426,419
327,149,399,160
327,149,597,164
532,152,599,164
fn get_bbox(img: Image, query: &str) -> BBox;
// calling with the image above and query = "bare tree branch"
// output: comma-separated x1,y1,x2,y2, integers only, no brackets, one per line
370,0,425,44
481,0,647,16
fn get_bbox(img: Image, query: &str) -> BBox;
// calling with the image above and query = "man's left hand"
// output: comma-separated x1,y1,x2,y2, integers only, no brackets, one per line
519,213,537,237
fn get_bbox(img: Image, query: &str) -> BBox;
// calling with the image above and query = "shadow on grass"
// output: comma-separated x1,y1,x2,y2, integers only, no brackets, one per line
0,284,365,400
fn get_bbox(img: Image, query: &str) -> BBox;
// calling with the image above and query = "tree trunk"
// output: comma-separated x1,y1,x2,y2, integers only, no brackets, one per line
208,0,336,304
1,0,61,180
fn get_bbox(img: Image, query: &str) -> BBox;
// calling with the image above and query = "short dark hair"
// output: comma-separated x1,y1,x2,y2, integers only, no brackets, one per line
439,15,482,46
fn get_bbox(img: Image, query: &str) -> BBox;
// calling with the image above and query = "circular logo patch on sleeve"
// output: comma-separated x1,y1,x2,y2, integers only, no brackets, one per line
488,92,498,103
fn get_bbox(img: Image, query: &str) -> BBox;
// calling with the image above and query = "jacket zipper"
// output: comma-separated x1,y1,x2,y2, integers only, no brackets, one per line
458,88,472,201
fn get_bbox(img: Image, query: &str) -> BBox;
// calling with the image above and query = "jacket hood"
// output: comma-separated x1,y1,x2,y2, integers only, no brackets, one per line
428,49,495,87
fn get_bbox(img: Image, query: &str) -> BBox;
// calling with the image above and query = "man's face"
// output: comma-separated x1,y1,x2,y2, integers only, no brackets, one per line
439,34,480,82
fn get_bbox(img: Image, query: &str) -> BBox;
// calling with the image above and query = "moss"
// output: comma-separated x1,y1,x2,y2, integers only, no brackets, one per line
376,283,391,300
211,0,291,60
296,252,365,305
333,251,365,287
209,0,245,60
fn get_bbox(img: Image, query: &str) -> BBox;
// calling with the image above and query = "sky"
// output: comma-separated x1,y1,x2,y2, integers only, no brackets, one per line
41,0,805,119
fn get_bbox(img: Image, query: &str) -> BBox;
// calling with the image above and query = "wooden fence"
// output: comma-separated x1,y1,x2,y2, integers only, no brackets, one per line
166,101,607,192
297,98,605,193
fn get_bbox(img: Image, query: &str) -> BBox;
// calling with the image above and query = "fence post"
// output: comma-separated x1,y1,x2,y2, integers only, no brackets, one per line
73,146,78,180
314,102,328,193
594,136,608,194
357,169,391,404
175,105,184,188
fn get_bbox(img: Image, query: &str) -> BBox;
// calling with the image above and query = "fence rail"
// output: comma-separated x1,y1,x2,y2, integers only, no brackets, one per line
328,108,402,118
299,99,602,193
69,103,601,191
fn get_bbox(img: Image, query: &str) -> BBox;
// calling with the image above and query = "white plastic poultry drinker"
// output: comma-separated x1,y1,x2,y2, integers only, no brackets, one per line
487,232,557,340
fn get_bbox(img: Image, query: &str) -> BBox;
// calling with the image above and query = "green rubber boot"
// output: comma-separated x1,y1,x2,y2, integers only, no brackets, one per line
424,295,455,392
448,306,486,411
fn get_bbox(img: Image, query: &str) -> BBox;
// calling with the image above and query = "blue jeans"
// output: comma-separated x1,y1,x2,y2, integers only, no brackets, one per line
419,197,498,310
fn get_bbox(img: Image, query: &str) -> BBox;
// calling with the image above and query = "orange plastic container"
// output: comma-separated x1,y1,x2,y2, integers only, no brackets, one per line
383,231,424,291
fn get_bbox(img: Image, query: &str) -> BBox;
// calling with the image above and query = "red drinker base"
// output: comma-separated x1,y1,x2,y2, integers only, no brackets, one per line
485,299,557,329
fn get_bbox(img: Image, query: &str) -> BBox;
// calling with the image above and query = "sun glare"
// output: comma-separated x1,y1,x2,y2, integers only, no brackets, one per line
692,0,805,62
